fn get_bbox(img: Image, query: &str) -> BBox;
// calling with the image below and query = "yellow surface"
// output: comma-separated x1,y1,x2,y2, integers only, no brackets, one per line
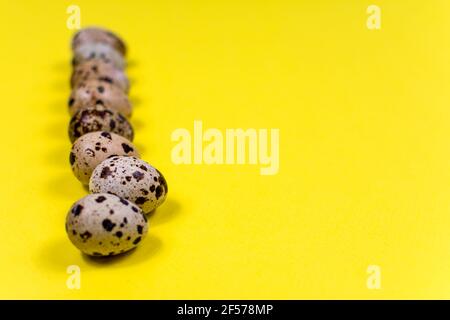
0,0,449,299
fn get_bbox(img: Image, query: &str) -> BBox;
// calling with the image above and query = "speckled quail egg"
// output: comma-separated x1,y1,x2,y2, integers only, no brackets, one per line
68,104,133,143
71,58,129,93
70,131,139,185
68,79,132,117
66,193,148,257
89,156,168,214
72,42,125,69
72,27,126,56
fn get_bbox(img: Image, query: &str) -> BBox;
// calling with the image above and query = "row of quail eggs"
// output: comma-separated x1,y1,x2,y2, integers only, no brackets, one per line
65,27,168,257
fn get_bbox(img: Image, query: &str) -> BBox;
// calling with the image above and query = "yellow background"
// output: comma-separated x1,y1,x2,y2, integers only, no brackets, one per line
0,0,449,299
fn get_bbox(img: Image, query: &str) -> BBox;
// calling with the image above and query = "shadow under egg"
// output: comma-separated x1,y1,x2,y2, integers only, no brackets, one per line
146,198,181,227
81,234,162,267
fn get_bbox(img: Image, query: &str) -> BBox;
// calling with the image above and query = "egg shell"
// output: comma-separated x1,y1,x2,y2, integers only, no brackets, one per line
68,104,134,143
71,58,129,93
72,27,126,56
70,131,139,185
66,193,148,256
68,79,132,117
90,156,168,214
72,42,125,69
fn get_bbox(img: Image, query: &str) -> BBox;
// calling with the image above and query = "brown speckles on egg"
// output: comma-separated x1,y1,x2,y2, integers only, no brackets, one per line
70,131,139,184
156,169,168,194
66,194,148,256
100,166,112,179
118,113,127,123
68,105,133,143
155,186,163,200
72,27,127,56
121,143,134,154
89,156,168,213
132,171,144,181
71,57,129,92
100,131,112,139
72,204,83,216
80,231,92,241
102,219,116,232
95,195,107,203
72,42,125,69
98,76,113,84
68,79,132,117
85,148,95,157
69,152,76,165
135,197,148,205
